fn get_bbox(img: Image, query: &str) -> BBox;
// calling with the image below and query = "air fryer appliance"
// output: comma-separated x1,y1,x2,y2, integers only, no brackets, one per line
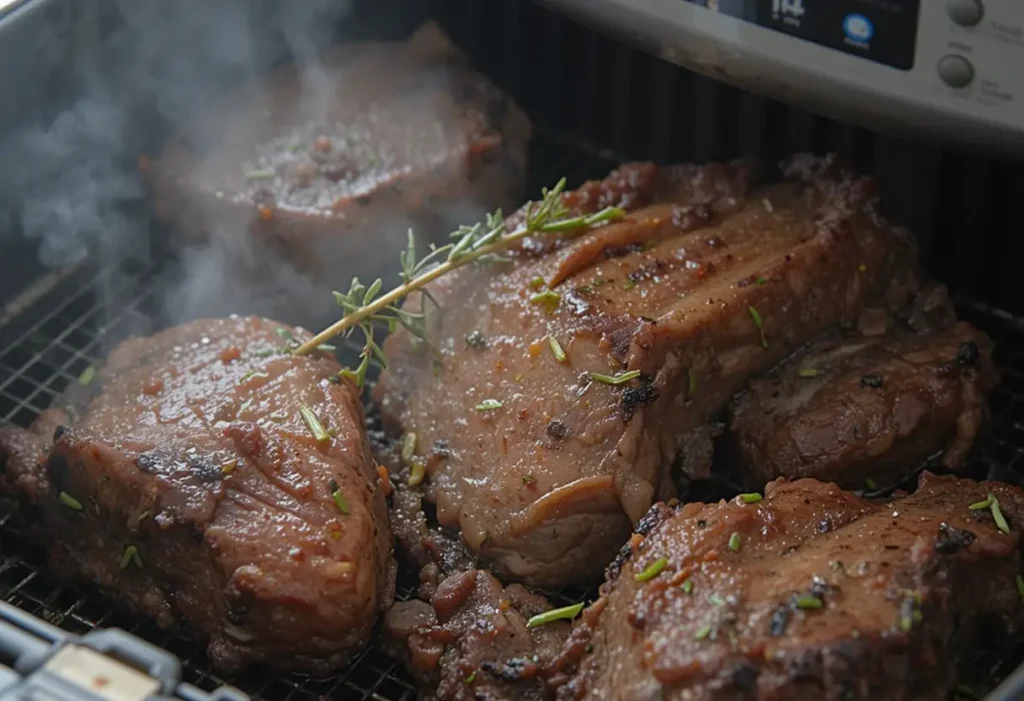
1,0,1023,699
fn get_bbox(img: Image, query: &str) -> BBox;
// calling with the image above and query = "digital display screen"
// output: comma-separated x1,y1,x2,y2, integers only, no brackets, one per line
682,0,920,70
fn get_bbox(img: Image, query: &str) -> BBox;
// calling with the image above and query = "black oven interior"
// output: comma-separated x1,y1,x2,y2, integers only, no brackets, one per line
0,1,1023,699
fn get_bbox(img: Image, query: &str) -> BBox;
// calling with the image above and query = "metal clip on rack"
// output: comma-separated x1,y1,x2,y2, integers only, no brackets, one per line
0,601,248,701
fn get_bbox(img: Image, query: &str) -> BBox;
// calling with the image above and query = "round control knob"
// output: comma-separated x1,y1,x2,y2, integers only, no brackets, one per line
947,0,984,27
937,54,975,88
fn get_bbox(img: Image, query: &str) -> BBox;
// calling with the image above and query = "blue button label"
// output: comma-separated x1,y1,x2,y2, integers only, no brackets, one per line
843,13,874,43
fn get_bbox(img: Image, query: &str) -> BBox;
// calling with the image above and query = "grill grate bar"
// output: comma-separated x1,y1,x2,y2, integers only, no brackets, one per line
0,132,1023,699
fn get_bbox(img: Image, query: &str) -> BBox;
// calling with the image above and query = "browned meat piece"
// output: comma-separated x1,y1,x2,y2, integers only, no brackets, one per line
150,21,530,282
384,568,570,701
0,317,394,674
557,473,1024,701
374,154,918,588
726,319,998,492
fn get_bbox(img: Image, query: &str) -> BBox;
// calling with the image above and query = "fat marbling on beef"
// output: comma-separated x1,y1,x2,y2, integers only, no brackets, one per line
726,286,998,491
150,21,530,283
558,473,1024,701
0,316,394,674
374,154,919,589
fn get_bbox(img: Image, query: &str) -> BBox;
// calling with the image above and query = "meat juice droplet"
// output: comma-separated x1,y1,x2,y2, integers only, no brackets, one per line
142,378,164,396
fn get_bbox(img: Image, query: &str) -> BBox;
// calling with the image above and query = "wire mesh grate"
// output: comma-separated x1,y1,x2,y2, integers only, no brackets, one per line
1,132,1024,700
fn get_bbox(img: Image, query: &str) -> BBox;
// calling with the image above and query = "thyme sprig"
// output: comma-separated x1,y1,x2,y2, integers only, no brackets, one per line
293,179,626,381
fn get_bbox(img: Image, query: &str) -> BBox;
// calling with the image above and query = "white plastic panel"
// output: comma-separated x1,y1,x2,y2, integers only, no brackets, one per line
540,0,1024,154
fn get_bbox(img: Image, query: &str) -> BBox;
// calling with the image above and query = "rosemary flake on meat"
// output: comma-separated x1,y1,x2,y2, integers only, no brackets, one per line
475,399,503,412
329,478,350,515
739,493,762,504
991,496,1011,534
748,306,768,348
59,491,83,511
401,432,418,463
526,602,584,628
408,462,426,487
590,370,641,386
694,624,712,640
634,557,668,583
548,336,568,364
969,496,994,511
681,579,694,594
78,365,97,386
528,276,546,290
728,532,742,552
299,404,331,443
294,179,625,385
120,545,143,570
794,594,823,610
798,367,819,378
529,290,561,314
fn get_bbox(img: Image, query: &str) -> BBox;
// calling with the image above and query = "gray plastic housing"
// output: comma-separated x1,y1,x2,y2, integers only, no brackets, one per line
540,0,1024,154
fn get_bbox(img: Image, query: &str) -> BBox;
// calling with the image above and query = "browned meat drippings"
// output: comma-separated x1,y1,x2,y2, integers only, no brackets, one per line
374,153,918,589
0,316,394,675
559,473,1024,701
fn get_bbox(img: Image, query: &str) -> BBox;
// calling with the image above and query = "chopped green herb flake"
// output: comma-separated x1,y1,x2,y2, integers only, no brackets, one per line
78,365,97,386
634,557,668,583
522,474,536,485
529,290,561,314
739,493,762,504
59,492,83,511
756,277,767,286
865,478,878,490
464,670,477,684
475,399,503,411
299,404,331,443
794,595,824,610
969,496,994,511
681,579,694,595
709,593,726,607
528,276,546,290
240,369,269,383
898,614,913,633
408,462,426,487
246,168,275,180
589,370,641,385
329,479,350,515
401,432,418,464
748,306,768,348
991,496,1011,534
120,545,142,570
526,602,584,629
798,368,819,378
694,624,712,641
548,336,568,364
728,532,742,552
316,344,337,352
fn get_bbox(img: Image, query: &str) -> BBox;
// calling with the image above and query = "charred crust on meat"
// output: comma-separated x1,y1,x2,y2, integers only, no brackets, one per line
935,522,976,554
621,374,658,423
860,374,883,389
769,605,790,637
465,330,488,350
956,341,980,367
189,455,223,482
546,419,569,440
136,451,163,474
728,662,759,690
46,454,71,494
52,425,68,441
431,439,451,459
818,518,833,533
479,657,534,681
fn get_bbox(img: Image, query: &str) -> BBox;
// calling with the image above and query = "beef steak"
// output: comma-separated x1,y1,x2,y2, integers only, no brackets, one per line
726,315,998,491
150,21,530,285
0,316,394,674
559,473,1024,701
374,154,918,588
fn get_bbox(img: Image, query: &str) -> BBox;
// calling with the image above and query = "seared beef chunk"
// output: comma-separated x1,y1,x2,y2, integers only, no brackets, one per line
0,317,394,674
558,473,1024,701
151,22,530,282
384,568,569,701
727,320,997,490
375,154,917,588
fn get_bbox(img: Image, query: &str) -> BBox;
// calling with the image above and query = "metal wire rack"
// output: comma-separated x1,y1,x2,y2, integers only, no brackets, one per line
2,131,1024,700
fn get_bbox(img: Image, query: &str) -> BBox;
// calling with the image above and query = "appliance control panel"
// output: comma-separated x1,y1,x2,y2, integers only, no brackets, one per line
541,0,1024,153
